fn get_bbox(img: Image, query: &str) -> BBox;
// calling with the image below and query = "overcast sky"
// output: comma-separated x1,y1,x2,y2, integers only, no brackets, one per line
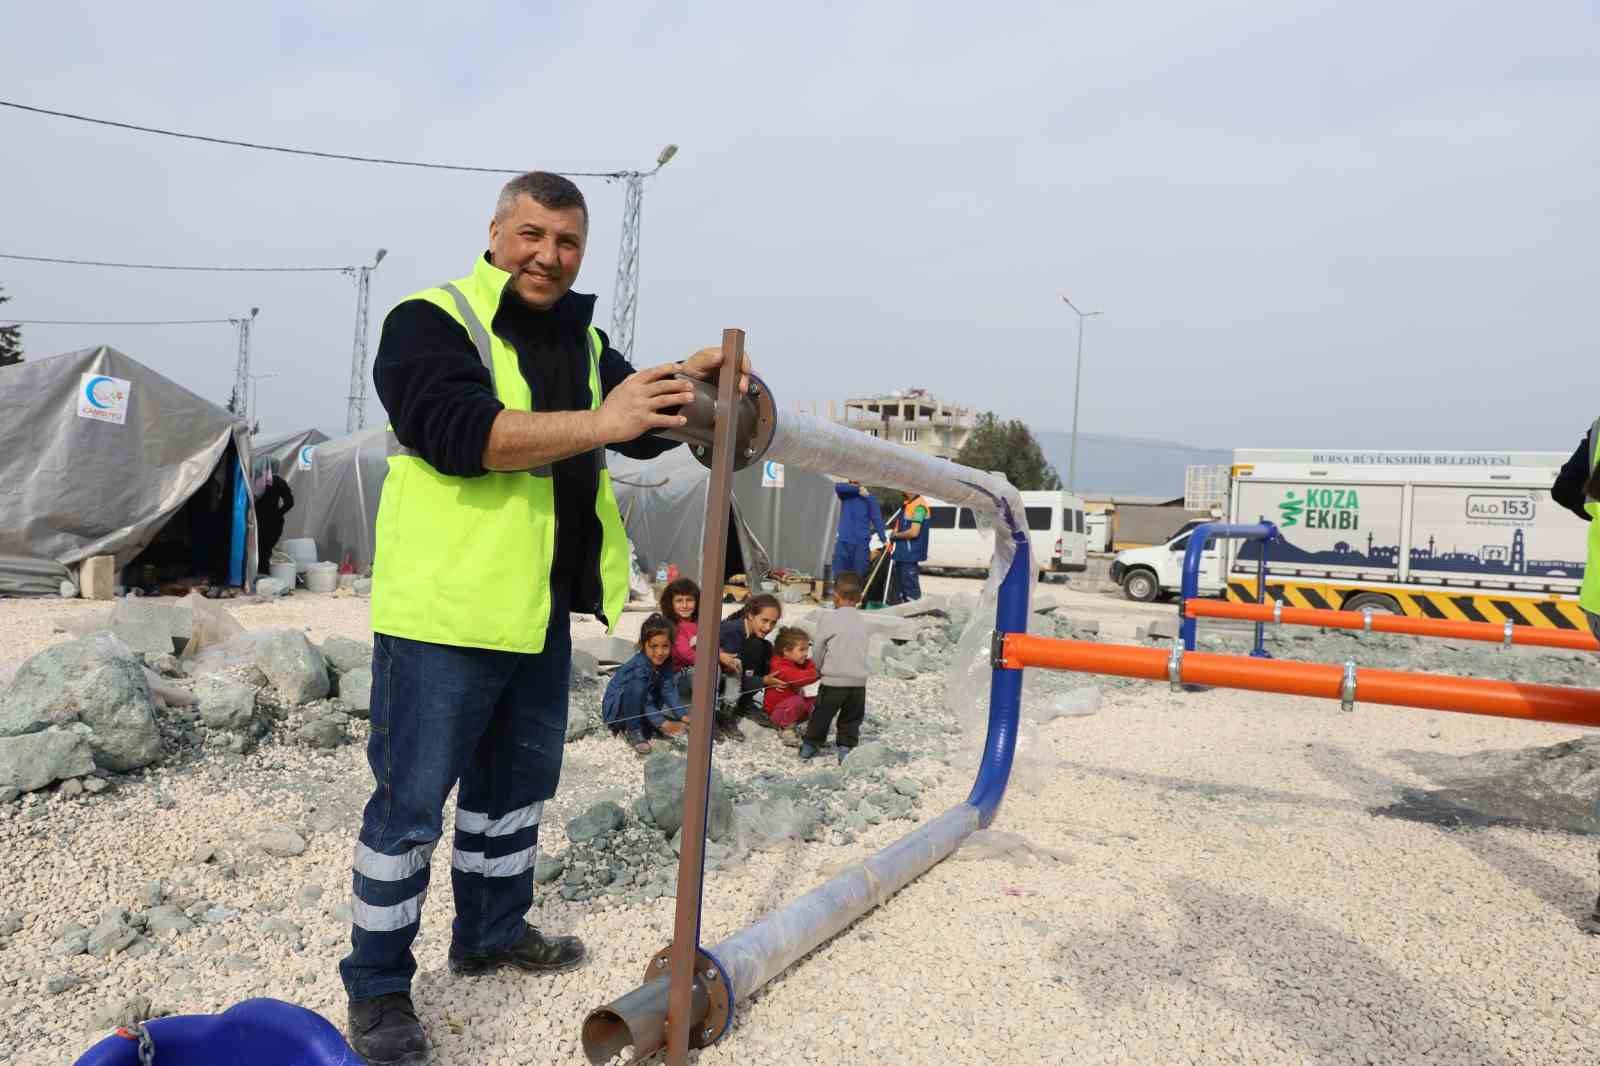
3,1,1596,453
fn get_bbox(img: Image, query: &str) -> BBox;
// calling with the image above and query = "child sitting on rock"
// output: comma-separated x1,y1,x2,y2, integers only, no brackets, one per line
602,614,685,754
716,593,783,741
764,626,819,742
659,577,702,673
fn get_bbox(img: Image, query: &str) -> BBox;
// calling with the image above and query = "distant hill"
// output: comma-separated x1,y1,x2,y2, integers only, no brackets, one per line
1036,431,1231,499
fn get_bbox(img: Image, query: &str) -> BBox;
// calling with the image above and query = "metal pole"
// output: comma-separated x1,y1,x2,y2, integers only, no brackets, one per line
1069,312,1084,494
347,249,386,434
1061,296,1101,495
665,329,744,1066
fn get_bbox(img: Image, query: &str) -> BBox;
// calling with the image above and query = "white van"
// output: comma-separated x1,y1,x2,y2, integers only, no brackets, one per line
919,491,1088,575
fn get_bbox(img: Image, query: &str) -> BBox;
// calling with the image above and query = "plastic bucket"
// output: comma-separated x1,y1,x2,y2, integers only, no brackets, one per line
280,538,318,573
268,561,298,586
303,563,338,594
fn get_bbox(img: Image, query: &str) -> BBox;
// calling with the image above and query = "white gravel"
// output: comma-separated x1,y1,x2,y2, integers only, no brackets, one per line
2,578,1598,1065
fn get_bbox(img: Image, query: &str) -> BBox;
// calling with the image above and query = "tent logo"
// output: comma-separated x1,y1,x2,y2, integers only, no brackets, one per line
76,373,132,426
298,446,316,471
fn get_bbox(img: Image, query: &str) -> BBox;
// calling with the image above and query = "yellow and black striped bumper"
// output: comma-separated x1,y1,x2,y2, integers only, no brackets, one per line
1224,580,1590,631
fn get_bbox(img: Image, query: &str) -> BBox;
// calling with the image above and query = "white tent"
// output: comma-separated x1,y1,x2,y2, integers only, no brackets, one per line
610,448,841,582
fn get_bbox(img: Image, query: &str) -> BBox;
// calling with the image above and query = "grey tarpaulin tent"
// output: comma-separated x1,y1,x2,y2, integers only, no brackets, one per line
0,346,255,597
276,427,388,571
610,447,841,581
252,427,330,478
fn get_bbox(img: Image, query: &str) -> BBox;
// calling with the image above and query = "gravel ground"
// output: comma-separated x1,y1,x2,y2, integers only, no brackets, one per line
2,578,1598,1065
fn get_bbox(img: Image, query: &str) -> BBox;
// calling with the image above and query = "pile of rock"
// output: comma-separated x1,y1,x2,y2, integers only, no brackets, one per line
0,609,381,802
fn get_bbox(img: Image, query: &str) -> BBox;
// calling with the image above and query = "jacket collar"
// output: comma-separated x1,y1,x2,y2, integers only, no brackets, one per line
474,252,597,328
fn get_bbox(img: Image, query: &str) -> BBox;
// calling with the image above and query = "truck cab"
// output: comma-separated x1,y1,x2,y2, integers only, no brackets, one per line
1109,519,1225,602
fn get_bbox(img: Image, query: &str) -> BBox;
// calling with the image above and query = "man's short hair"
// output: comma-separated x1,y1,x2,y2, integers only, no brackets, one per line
833,572,864,602
495,171,588,224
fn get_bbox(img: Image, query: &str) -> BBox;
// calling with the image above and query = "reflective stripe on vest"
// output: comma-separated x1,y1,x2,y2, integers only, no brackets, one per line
371,256,630,652
1582,416,1600,615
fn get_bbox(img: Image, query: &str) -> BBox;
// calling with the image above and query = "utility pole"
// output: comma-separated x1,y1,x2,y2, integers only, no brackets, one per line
1061,295,1102,494
229,306,260,418
345,248,387,433
609,144,678,360
248,371,279,436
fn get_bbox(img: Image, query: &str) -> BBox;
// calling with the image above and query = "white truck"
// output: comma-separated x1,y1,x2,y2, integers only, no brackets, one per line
1109,449,1591,631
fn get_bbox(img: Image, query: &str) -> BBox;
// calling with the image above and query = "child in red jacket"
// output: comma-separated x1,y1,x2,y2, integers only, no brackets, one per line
764,626,819,736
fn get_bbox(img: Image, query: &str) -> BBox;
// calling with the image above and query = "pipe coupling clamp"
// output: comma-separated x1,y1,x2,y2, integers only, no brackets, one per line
1168,640,1184,692
990,630,1009,669
1340,659,1357,713
1503,619,1515,649
1361,608,1374,634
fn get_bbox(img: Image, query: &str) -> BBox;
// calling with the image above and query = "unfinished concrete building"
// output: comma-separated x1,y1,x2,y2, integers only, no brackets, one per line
832,389,975,460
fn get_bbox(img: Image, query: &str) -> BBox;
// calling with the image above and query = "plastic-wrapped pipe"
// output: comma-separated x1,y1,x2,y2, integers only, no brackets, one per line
581,400,1036,1062
763,411,1026,541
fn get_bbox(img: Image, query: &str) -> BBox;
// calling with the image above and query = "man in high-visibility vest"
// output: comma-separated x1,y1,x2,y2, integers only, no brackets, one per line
1552,415,1600,934
338,171,750,1064
888,491,931,603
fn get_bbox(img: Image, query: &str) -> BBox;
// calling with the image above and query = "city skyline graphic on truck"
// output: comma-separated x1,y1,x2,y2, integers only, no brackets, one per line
1242,489,1587,578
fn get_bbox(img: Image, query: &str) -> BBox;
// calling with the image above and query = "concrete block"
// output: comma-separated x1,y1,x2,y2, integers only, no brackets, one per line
80,556,115,601
575,637,636,666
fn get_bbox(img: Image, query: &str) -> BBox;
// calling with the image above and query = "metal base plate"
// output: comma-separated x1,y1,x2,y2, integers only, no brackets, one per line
647,945,732,1049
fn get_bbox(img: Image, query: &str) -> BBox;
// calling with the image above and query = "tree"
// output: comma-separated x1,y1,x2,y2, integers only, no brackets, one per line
0,285,21,368
954,412,1063,491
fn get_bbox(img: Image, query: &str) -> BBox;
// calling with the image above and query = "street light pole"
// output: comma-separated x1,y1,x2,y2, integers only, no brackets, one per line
609,143,678,360
345,248,387,434
1061,295,1102,494
248,371,280,436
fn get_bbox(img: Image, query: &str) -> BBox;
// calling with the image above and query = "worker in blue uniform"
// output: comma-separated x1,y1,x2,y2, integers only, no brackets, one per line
831,480,887,581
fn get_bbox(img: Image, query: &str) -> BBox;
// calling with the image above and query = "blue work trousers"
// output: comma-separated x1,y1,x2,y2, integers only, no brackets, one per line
832,540,871,583
338,601,571,1000
893,560,922,603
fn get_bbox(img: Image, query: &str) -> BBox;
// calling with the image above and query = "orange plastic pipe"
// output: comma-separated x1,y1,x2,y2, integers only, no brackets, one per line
1001,633,1600,729
1184,598,1598,652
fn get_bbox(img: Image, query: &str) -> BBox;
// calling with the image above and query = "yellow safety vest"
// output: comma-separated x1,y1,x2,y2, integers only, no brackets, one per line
371,256,629,652
1582,416,1600,615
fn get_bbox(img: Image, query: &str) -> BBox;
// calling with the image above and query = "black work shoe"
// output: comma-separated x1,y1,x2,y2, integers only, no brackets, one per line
448,922,586,977
347,992,428,1066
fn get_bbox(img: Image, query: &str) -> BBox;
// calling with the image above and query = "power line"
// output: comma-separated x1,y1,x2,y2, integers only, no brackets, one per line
0,99,627,178
0,251,350,272
0,317,238,325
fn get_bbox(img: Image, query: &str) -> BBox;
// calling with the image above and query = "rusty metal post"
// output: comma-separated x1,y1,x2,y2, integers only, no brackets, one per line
664,329,745,1065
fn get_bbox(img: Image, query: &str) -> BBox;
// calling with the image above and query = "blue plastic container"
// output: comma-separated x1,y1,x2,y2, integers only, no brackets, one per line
74,998,362,1065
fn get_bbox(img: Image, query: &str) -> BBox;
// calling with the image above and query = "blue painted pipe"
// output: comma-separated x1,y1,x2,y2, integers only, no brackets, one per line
1179,522,1279,652
967,529,1031,826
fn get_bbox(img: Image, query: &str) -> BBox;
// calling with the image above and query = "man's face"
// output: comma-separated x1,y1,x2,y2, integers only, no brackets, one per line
488,195,587,309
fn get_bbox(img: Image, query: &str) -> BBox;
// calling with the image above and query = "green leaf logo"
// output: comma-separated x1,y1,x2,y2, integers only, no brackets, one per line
1278,491,1303,528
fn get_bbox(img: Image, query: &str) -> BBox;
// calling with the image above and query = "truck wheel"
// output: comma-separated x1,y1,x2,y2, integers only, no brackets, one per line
1341,592,1402,615
1122,569,1160,603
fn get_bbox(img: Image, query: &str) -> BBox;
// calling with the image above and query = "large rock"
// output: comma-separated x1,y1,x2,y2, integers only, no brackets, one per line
86,909,139,958
257,825,308,858
192,676,257,732
320,635,372,676
0,730,96,796
109,600,186,657
566,801,626,844
570,649,600,683
0,635,162,771
857,613,921,642
296,712,347,749
642,752,734,843
256,631,330,705
339,667,372,718
877,594,949,619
